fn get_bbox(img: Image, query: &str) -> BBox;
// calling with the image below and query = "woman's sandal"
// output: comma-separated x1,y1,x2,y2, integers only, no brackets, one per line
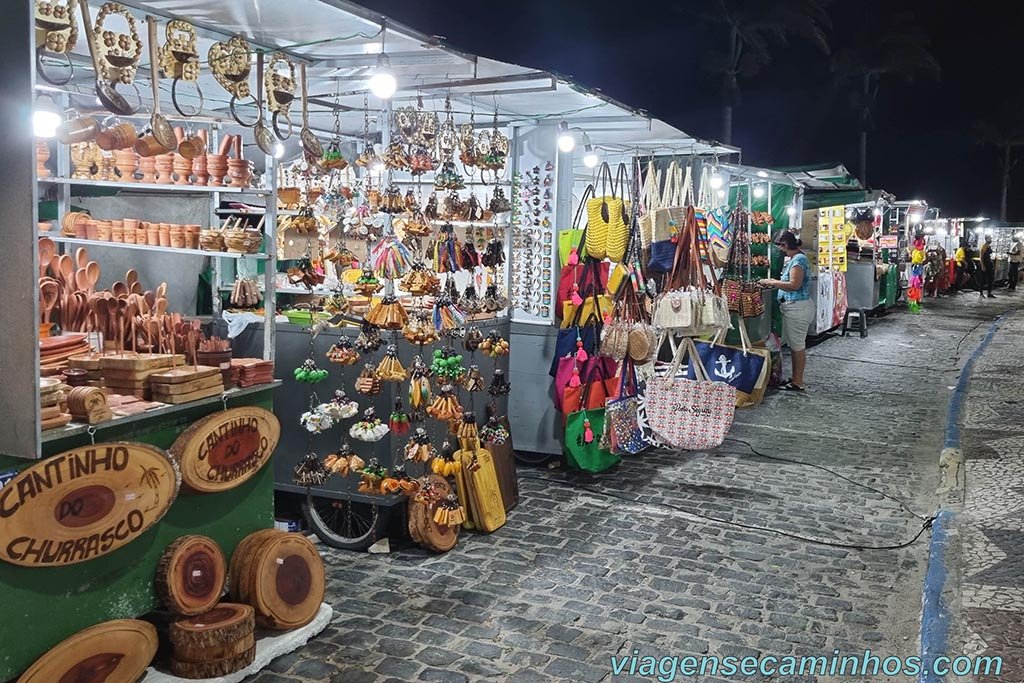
780,382,806,392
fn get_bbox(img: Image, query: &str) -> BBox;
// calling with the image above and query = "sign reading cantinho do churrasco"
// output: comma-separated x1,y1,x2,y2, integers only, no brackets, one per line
169,407,280,494
0,443,181,567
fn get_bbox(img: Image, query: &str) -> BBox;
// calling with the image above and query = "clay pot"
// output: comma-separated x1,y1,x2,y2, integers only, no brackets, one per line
206,153,228,186
111,219,124,242
159,223,172,247
122,218,138,244
169,224,186,248
172,154,193,185
138,156,158,183
185,224,201,249
145,222,159,245
114,149,138,182
36,140,50,179
38,221,52,233
227,159,253,188
95,220,112,241
85,219,99,241
155,154,174,184
74,216,89,239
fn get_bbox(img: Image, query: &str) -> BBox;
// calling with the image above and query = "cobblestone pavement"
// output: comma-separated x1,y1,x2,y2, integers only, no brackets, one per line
250,294,1018,683
956,301,1024,683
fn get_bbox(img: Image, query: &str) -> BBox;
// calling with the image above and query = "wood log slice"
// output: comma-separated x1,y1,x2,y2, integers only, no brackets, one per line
411,474,459,553
170,645,255,679
168,407,280,494
249,533,325,629
0,442,180,567
173,633,255,664
17,619,157,683
168,603,255,649
156,535,228,616
228,529,281,603
407,498,424,544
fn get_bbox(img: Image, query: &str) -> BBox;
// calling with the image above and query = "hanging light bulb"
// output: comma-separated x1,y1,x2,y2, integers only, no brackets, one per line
787,205,797,217
273,141,285,159
557,121,575,153
757,170,769,178
33,94,61,138
716,190,726,199
709,167,724,190
369,53,397,99
582,134,598,168
753,185,765,199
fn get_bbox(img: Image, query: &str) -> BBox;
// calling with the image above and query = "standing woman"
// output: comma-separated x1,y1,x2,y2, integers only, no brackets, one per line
980,234,995,298
759,231,813,392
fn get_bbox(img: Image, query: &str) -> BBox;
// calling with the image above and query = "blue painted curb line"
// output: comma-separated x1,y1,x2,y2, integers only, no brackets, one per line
920,314,1006,683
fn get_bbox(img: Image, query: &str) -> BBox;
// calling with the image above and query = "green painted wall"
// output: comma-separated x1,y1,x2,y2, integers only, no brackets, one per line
0,389,276,681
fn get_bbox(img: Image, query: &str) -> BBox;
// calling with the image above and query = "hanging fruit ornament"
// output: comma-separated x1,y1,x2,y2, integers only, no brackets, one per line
326,336,360,366
426,383,463,421
354,267,383,296
431,439,462,477
430,348,465,382
479,330,510,358
293,452,330,487
375,345,408,382
404,427,436,463
479,413,510,445
389,397,411,436
463,327,484,353
323,442,364,477
488,369,511,397
320,389,359,420
460,365,485,393
357,457,389,493
350,408,390,442
294,358,329,384
354,364,383,395
433,493,467,527
354,322,384,353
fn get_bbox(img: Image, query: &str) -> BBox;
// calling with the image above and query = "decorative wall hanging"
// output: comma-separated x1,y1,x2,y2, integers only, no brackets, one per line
35,0,79,85
159,19,203,116
208,35,257,126
265,52,296,140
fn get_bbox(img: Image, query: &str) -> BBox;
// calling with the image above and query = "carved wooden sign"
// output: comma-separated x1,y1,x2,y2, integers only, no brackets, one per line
0,443,180,567
169,407,280,494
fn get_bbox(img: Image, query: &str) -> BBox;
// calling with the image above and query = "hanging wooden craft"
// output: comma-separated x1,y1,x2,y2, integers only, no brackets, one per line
264,52,296,139
208,35,257,125
159,19,203,116
34,0,79,85
0,442,179,567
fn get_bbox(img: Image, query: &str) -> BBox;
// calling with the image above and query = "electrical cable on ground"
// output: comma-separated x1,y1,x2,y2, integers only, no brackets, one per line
519,437,937,551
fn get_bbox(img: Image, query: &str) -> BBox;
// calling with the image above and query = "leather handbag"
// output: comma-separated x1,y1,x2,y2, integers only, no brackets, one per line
644,337,736,450
687,319,770,407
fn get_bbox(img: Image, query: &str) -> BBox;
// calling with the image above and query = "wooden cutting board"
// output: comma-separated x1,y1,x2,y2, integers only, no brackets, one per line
153,385,224,405
151,373,224,396
40,414,72,431
248,532,325,629
149,365,221,385
168,407,280,494
228,530,281,599
39,332,89,352
102,377,152,390
100,353,176,371
16,619,157,683
0,443,180,567
156,535,228,616
459,442,506,533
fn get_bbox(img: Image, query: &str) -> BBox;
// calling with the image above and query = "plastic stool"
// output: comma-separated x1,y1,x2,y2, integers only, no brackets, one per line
842,309,869,338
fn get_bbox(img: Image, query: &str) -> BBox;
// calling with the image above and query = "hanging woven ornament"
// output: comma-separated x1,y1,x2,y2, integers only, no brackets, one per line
354,267,383,296
433,493,467,527
371,235,414,279
431,440,462,476
481,238,505,268
461,284,483,315
323,442,364,476
354,322,384,353
319,389,359,420
375,345,408,382
355,364,383,395
401,262,441,296
350,408,390,442
366,295,409,330
326,336,360,366
461,365,485,392
433,293,467,332
488,369,511,397
463,327,484,353
479,413,510,445
456,412,480,442
479,331,509,358
402,313,440,346
294,358,329,384
426,383,463,421
300,407,335,434
357,458,389,493
389,397,411,436
408,359,432,418
430,348,466,382
293,452,330,487
405,427,436,463
482,284,508,313
434,223,464,273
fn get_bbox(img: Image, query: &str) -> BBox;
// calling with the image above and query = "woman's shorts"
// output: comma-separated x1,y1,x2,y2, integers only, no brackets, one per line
781,298,815,351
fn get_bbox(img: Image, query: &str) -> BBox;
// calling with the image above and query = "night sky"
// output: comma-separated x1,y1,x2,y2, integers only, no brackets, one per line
357,0,1024,220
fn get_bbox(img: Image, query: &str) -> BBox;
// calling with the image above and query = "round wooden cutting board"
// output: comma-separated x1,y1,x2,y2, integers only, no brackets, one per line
410,474,459,553
156,535,228,616
0,442,180,567
229,530,325,630
17,619,158,683
169,407,281,494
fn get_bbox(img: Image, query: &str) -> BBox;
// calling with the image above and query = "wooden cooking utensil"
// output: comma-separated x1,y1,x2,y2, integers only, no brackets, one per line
144,290,156,311
112,281,128,299
118,298,129,355
38,238,56,279
126,268,139,290
106,296,119,351
75,268,90,292
131,281,143,296
64,293,78,331
86,261,100,293
126,296,139,354
39,281,58,325
75,247,88,269
156,282,168,299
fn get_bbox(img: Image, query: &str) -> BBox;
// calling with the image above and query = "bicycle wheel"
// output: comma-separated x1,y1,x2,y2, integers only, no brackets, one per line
302,492,391,552
514,449,555,466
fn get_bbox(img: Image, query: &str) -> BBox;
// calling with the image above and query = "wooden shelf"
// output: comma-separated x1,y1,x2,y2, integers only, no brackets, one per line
41,235,268,260
41,381,282,443
38,176,255,194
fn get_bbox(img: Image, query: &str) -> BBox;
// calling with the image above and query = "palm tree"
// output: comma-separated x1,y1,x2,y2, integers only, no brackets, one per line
831,10,940,188
972,101,1024,222
695,0,832,146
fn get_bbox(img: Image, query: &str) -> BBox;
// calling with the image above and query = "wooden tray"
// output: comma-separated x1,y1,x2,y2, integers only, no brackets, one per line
149,365,220,385
459,442,506,533
39,332,89,352
153,385,223,405
100,353,177,371
151,373,223,396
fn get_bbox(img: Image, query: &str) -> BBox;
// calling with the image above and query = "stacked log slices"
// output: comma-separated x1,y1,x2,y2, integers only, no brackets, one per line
157,535,255,678
229,530,325,630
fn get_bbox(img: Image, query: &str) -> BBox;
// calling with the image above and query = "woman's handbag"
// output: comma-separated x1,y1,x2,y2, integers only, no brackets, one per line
564,379,620,473
638,161,660,250
586,163,629,262
687,318,770,407
562,359,618,421
549,324,599,377
648,163,693,273
554,354,617,412
644,337,736,450
605,362,648,455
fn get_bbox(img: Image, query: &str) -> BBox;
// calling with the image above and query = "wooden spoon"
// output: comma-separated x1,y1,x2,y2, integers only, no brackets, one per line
58,254,74,285
75,268,90,293
39,281,58,325
105,296,119,351
130,281,143,296
126,296,139,354
86,261,100,293
144,290,156,311
156,282,167,299
125,268,139,291
117,298,128,355
76,247,88,270
112,281,128,299
38,238,56,279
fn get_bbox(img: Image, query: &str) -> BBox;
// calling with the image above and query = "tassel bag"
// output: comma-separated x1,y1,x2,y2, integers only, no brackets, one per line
721,201,765,319
558,184,594,269
644,337,736,451
586,163,630,262
564,374,621,473
648,162,693,274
